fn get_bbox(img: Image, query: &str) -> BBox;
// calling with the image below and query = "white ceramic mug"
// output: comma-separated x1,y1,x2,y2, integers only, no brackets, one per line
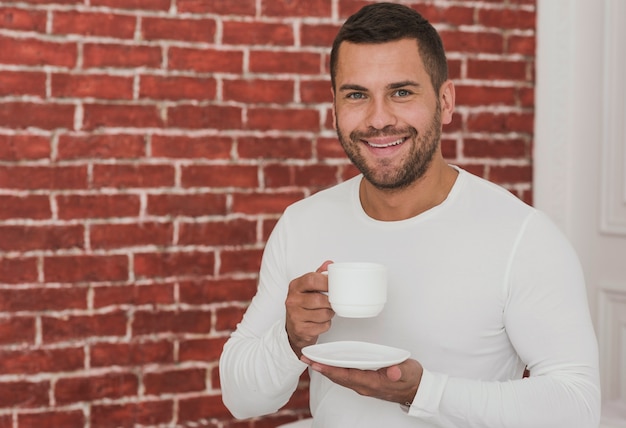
327,262,387,318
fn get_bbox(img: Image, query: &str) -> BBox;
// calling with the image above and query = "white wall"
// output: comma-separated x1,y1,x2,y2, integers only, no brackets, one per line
535,1,626,425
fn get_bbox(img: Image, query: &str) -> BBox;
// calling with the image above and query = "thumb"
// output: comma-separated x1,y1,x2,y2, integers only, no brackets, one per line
386,365,402,382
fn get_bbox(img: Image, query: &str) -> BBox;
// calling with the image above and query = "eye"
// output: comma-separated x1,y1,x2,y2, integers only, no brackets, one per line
393,89,412,97
346,92,366,100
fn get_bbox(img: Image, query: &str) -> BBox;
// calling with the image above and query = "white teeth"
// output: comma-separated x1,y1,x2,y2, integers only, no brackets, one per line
366,138,404,148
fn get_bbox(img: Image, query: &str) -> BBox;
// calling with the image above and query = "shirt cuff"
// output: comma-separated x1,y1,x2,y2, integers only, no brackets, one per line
401,368,448,419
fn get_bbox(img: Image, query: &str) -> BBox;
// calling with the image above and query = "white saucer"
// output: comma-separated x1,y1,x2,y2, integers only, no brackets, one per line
302,341,410,370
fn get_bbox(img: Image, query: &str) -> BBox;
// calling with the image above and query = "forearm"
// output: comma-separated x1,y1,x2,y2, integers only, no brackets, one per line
219,320,308,419
408,367,600,427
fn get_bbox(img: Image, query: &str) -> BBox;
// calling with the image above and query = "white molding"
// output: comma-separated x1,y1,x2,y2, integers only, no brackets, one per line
600,0,626,236
533,0,576,233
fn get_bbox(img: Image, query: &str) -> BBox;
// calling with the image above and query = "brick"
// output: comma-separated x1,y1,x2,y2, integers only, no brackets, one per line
151,135,232,159
84,43,162,68
488,164,532,184
177,0,255,15
179,337,228,362
169,47,243,73
58,133,145,159
0,134,50,160
262,218,278,241
167,105,242,129
91,400,174,428
181,164,258,188
0,257,38,284
0,317,35,345
90,222,173,249
91,0,169,9
223,78,294,104
54,373,138,404
317,137,347,159
248,107,320,131
44,255,128,283
56,194,140,219
139,74,216,100
466,59,528,81
134,251,215,280
178,395,231,422
267,164,339,188
231,191,304,215
238,136,312,159
0,102,74,130
301,23,342,47
223,21,294,46
83,104,164,130
132,310,212,335
0,347,84,375
0,165,86,190
141,17,216,42
0,195,51,220
508,34,536,56
419,5,475,25
146,193,228,217
0,287,87,312
301,79,332,104
92,164,175,188
441,138,458,159
180,279,257,305
93,283,175,308
42,312,127,343
215,306,247,332
18,410,84,428
90,340,173,367
0,70,46,96
52,11,136,38
52,73,134,100
219,248,263,275
478,8,535,29
0,225,83,252
518,86,534,107
0,380,49,408
463,138,529,158
0,35,76,67
0,7,46,31
455,85,517,106
467,112,534,134
178,219,257,246
144,368,206,395
440,30,504,54
250,51,321,74
262,0,331,17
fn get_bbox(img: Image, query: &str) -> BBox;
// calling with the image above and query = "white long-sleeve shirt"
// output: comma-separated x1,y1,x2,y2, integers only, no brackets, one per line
220,167,601,427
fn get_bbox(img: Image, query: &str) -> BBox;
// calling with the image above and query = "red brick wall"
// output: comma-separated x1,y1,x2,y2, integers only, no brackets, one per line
0,0,535,426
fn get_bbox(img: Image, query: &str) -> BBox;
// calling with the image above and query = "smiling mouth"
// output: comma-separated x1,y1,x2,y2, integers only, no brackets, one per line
364,137,407,148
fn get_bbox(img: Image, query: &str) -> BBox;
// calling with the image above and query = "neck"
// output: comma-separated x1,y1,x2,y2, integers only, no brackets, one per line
359,159,458,221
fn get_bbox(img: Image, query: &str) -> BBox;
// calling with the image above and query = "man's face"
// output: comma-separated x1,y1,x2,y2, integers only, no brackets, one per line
333,38,450,190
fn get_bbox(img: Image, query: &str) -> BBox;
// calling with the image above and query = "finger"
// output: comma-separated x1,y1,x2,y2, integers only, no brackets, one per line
316,260,334,273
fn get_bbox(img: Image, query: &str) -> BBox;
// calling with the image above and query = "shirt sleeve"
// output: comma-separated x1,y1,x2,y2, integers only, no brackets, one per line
219,216,309,419
406,211,601,427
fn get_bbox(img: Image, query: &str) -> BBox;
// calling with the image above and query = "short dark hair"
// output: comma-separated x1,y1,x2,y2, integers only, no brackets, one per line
330,2,448,93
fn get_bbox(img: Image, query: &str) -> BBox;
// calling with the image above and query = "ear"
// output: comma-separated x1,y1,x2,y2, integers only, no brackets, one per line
331,87,337,130
439,80,455,125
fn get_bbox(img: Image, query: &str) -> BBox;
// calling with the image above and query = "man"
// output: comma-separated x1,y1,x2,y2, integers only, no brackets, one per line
219,3,601,427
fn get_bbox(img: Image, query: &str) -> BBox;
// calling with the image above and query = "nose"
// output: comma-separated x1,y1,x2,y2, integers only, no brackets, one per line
365,97,397,130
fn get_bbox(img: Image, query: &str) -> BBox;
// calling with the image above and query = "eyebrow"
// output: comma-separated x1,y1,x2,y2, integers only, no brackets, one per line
338,80,421,92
